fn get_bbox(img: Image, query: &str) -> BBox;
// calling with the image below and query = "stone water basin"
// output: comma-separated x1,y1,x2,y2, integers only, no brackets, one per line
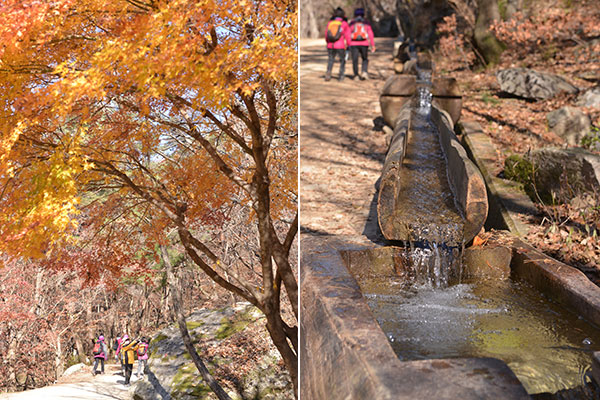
362,273,600,394
301,233,600,399
344,234,600,396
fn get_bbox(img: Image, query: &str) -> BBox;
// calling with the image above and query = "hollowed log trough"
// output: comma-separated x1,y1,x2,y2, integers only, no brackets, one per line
378,76,488,244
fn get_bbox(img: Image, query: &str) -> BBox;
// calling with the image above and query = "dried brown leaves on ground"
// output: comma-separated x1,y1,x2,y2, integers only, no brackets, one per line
203,316,290,395
435,0,600,277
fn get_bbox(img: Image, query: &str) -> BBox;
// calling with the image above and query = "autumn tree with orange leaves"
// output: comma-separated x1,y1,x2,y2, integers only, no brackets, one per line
0,0,298,395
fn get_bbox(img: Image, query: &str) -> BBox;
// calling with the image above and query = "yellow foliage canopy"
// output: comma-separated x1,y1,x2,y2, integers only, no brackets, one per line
0,0,298,259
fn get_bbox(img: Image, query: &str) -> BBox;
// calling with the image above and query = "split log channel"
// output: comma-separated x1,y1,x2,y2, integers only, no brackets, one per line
378,72,487,245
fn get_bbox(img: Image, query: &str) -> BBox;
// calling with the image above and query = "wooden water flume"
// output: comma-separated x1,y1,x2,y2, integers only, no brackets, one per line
378,54,488,245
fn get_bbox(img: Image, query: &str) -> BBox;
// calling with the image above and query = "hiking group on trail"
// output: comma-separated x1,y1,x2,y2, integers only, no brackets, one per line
91,334,150,386
325,7,376,82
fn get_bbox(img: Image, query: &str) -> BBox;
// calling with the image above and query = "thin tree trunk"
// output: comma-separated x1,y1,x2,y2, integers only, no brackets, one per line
160,245,232,400
55,335,64,379
74,334,86,363
474,0,504,65
161,275,171,324
301,0,320,38
264,311,298,394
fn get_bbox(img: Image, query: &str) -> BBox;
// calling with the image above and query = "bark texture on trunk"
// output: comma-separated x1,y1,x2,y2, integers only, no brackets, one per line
300,0,320,38
474,0,504,65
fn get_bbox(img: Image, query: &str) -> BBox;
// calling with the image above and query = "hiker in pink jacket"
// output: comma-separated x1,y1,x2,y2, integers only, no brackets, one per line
349,8,376,80
115,334,127,376
134,337,149,378
91,335,108,376
324,7,351,81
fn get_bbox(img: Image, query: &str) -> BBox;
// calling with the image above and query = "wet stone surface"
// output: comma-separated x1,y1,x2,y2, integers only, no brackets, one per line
301,237,530,399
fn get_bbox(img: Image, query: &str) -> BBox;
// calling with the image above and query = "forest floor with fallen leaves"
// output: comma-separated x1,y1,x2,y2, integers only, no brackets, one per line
300,2,600,282
434,0,600,282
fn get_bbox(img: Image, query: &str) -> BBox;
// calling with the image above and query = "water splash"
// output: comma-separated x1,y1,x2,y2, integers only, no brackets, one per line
396,62,466,287
416,86,432,116
361,278,600,394
401,241,463,288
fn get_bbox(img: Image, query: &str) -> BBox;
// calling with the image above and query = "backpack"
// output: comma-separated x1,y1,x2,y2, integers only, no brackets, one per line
113,339,119,351
93,342,101,356
351,19,368,41
137,344,147,356
326,20,343,43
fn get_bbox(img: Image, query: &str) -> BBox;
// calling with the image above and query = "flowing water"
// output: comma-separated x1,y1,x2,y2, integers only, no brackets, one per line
397,242,463,288
394,69,464,250
393,66,465,285
362,274,600,394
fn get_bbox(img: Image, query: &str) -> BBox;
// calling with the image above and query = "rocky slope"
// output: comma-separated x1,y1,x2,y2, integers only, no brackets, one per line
134,303,293,400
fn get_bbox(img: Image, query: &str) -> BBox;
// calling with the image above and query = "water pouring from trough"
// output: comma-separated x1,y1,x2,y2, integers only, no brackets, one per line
378,53,488,287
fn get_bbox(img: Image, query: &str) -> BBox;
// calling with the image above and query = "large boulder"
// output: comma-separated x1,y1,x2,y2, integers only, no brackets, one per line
527,147,600,202
133,303,292,400
62,363,86,377
577,86,600,108
547,106,591,146
496,68,579,100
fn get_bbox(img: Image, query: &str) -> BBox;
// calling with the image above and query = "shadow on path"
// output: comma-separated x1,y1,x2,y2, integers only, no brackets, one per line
143,369,171,400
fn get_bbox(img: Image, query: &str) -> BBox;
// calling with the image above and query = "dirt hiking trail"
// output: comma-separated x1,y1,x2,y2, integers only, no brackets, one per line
300,38,395,240
0,364,140,400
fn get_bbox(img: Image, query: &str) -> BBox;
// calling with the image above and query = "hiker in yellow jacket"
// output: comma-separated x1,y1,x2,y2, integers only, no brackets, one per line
121,337,139,385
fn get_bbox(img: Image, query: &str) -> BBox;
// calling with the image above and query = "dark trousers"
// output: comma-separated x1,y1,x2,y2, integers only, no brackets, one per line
350,45,369,76
124,363,133,384
92,358,104,374
326,48,346,79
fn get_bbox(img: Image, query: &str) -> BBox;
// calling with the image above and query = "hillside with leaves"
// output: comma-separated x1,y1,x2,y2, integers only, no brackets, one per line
435,0,599,279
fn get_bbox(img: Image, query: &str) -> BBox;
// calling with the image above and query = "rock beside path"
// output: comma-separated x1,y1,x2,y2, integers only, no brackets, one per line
61,363,86,377
528,147,600,202
577,86,600,108
547,106,591,146
496,68,579,100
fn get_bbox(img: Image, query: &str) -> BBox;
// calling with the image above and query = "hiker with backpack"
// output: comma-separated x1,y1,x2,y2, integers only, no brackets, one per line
349,8,376,80
121,336,139,385
91,335,108,376
115,334,127,376
134,337,149,379
324,7,351,81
